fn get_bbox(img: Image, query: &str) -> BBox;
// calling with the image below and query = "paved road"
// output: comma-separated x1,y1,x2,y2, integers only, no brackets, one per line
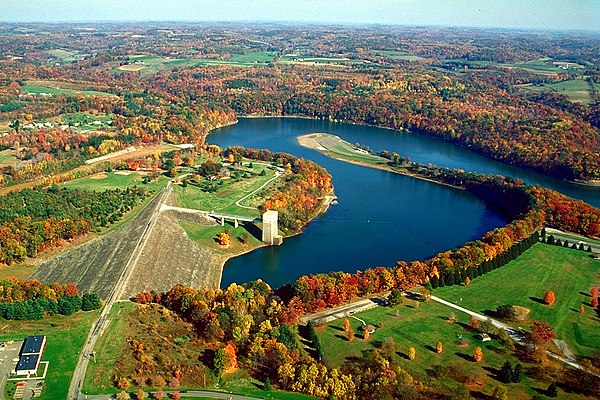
300,296,384,325
545,227,600,253
67,183,172,400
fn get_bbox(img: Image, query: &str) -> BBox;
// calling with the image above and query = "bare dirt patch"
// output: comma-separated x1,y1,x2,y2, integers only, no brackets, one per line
118,64,146,72
114,171,131,175
513,306,531,321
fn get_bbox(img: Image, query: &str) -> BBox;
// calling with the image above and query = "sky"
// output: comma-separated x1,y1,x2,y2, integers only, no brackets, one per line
2,0,599,31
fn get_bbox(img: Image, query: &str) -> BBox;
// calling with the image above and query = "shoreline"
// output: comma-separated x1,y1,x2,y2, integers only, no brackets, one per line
213,114,600,188
297,132,464,191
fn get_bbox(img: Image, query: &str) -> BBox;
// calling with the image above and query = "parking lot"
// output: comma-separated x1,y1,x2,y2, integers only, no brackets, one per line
0,341,45,399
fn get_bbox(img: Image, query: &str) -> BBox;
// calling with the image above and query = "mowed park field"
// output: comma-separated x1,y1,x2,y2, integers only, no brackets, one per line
317,242,599,399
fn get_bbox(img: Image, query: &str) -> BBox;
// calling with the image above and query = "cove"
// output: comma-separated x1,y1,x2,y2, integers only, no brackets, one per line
208,117,600,288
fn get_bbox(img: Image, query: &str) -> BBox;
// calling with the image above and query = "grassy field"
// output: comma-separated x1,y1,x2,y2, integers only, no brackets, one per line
173,164,279,219
83,302,133,393
446,58,585,76
0,311,99,400
181,221,263,257
0,264,35,281
317,300,572,399
0,150,17,166
21,84,114,97
435,243,600,356
519,78,594,104
277,54,368,66
45,49,88,62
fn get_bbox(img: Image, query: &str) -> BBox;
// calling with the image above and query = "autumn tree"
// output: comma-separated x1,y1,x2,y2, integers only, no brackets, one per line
543,290,556,305
591,287,599,298
347,328,355,342
579,304,585,313
137,389,147,400
592,297,599,309
343,319,350,332
408,346,416,360
473,346,483,362
216,230,231,246
470,316,479,330
116,391,129,400
530,320,557,346
363,329,370,340
435,341,443,354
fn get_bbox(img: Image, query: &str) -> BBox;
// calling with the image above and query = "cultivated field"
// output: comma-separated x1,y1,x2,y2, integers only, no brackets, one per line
435,243,600,356
518,78,597,105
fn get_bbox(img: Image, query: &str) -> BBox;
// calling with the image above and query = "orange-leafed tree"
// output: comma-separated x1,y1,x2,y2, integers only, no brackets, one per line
343,319,350,332
436,341,443,354
543,290,556,305
347,328,355,342
217,230,231,246
363,330,370,340
592,297,599,308
473,346,483,362
591,287,599,298
470,316,479,330
223,341,238,372
530,320,556,346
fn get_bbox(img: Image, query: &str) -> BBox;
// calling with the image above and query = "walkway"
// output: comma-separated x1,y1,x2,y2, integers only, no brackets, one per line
544,227,600,253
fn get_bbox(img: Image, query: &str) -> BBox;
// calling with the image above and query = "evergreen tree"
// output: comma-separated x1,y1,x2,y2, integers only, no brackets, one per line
499,361,513,383
547,383,558,398
430,275,439,289
512,363,524,383
263,377,271,391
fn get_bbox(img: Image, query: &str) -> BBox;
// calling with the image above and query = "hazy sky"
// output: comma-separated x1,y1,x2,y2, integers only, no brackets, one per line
2,0,599,31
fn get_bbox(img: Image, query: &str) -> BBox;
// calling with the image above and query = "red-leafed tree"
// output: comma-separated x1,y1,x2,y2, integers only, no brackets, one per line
530,320,556,346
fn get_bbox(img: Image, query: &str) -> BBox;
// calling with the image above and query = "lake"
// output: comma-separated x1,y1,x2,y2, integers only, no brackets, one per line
208,117,600,288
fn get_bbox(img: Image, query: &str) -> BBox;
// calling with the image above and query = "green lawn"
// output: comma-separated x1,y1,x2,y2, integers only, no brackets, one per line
1,311,99,400
317,301,549,399
180,221,263,256
173,165,278,219
0,150,17,166
435,243,600,356
58,112,113,128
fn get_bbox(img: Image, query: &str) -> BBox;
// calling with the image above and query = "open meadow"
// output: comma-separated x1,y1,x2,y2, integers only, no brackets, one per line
435,243,600,357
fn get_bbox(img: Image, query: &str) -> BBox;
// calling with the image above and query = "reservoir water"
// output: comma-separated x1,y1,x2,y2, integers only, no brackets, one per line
208,117,600,288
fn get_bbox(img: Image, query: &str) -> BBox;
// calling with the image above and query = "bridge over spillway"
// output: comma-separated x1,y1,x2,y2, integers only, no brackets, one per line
160,204,260,228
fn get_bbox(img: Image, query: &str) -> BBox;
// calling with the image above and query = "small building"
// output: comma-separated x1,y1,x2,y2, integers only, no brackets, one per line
16,354,41,376
361,325,376,334
15,335,46,376
476,333,491,342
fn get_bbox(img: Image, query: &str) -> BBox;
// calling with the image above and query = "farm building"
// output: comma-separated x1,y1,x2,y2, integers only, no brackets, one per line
16,335,46,376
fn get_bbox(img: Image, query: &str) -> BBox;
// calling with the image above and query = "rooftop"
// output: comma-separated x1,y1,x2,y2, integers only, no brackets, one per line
16,354,40,372
21,335,46,355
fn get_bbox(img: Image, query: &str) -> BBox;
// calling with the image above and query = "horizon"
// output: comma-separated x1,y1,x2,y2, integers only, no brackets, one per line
2,0,599,32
